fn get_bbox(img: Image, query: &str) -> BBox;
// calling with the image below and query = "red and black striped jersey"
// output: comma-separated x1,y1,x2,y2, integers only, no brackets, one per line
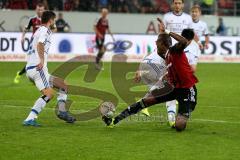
94,17,109,39
25,15,42,35
166,44,198,88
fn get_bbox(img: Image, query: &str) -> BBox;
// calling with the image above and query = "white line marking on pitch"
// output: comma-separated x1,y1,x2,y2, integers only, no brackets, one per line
0,100,239,109
1,104,240,124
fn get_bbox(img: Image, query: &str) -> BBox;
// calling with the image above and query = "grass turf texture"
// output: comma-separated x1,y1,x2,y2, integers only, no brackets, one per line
0,62,240,160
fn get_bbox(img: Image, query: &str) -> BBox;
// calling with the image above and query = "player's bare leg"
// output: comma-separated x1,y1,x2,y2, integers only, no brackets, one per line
51,76,76,123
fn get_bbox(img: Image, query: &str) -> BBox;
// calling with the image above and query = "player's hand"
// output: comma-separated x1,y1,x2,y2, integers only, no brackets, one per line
198,42,204,50
157,17,165,33
21,37,25,45
36,62,43,70
134,70,141,83
204,43,209,49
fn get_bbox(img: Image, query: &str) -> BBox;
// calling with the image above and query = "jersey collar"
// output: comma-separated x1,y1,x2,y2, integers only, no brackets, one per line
193,19,200,23
172,11,183,16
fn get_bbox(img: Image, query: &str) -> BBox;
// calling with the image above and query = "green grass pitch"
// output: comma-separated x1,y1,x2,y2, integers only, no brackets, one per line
0,62,240,160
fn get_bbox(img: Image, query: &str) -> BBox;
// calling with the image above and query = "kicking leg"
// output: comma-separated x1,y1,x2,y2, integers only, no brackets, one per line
14,65,26,84
52,76,76,123
103,89,176,127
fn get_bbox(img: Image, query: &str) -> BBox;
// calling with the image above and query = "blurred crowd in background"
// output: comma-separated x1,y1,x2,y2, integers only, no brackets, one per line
0,0,240,16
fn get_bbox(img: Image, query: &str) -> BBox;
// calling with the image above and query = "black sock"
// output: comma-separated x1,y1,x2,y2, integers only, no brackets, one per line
96,52,104,64
113,100,146,124
19,66,26,75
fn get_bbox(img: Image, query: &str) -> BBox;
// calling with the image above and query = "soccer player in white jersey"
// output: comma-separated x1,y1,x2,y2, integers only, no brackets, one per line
163,0,192,36
23,11,76,126
134,50,168,117
135,29,199,127
191,5,210,49
182,29,201,72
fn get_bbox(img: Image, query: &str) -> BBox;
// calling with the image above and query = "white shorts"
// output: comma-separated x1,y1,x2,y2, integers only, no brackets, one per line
26,67,52,91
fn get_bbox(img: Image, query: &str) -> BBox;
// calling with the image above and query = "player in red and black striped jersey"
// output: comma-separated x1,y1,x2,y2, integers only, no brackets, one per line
94,8,114,70
21,15,41,43
102,18,198,132
14,3,45,84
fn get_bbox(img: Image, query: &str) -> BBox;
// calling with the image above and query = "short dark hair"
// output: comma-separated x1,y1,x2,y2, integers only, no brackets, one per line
181,29,194,41
158,33,172,47
36,2,44,7
173,0,184,3
41,11,56,24
191,4,201,12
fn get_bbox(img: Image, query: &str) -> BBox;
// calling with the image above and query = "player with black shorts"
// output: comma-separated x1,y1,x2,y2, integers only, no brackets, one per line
14,3,45,84
94,8,114,70
102,18,198,131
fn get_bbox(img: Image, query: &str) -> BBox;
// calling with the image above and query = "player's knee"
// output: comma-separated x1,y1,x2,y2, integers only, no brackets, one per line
59,80,68,92
42,88,54,99
175,114,188,132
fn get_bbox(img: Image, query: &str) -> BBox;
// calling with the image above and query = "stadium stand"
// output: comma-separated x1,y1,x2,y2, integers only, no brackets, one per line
1,0,240,16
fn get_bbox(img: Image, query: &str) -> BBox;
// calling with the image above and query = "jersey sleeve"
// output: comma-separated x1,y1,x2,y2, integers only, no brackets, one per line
186,53,196,65
203,22,209,36
25,18,33,30
185,44,200,65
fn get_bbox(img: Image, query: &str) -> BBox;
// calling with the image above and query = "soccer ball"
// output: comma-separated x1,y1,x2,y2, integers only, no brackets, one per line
99,101,116,118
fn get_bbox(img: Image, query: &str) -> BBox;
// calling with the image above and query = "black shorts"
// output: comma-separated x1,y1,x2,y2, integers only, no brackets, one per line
154,86,197,117
96,37,105,49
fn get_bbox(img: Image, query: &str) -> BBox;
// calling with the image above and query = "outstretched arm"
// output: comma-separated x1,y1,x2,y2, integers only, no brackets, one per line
157,18,188,51
21,19,32,45
108,28,115,41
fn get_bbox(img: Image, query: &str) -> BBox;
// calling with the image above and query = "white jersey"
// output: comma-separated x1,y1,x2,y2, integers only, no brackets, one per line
26,26,52,68
163,12,193,35
143,51,164,64
140,51,166,87
184,40,200,65
191,20,209,39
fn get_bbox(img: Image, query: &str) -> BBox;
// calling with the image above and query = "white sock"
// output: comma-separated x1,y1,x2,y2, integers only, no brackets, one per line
166,100,177,114
25,97,48,121
58,101,66,112
57,90,67,112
